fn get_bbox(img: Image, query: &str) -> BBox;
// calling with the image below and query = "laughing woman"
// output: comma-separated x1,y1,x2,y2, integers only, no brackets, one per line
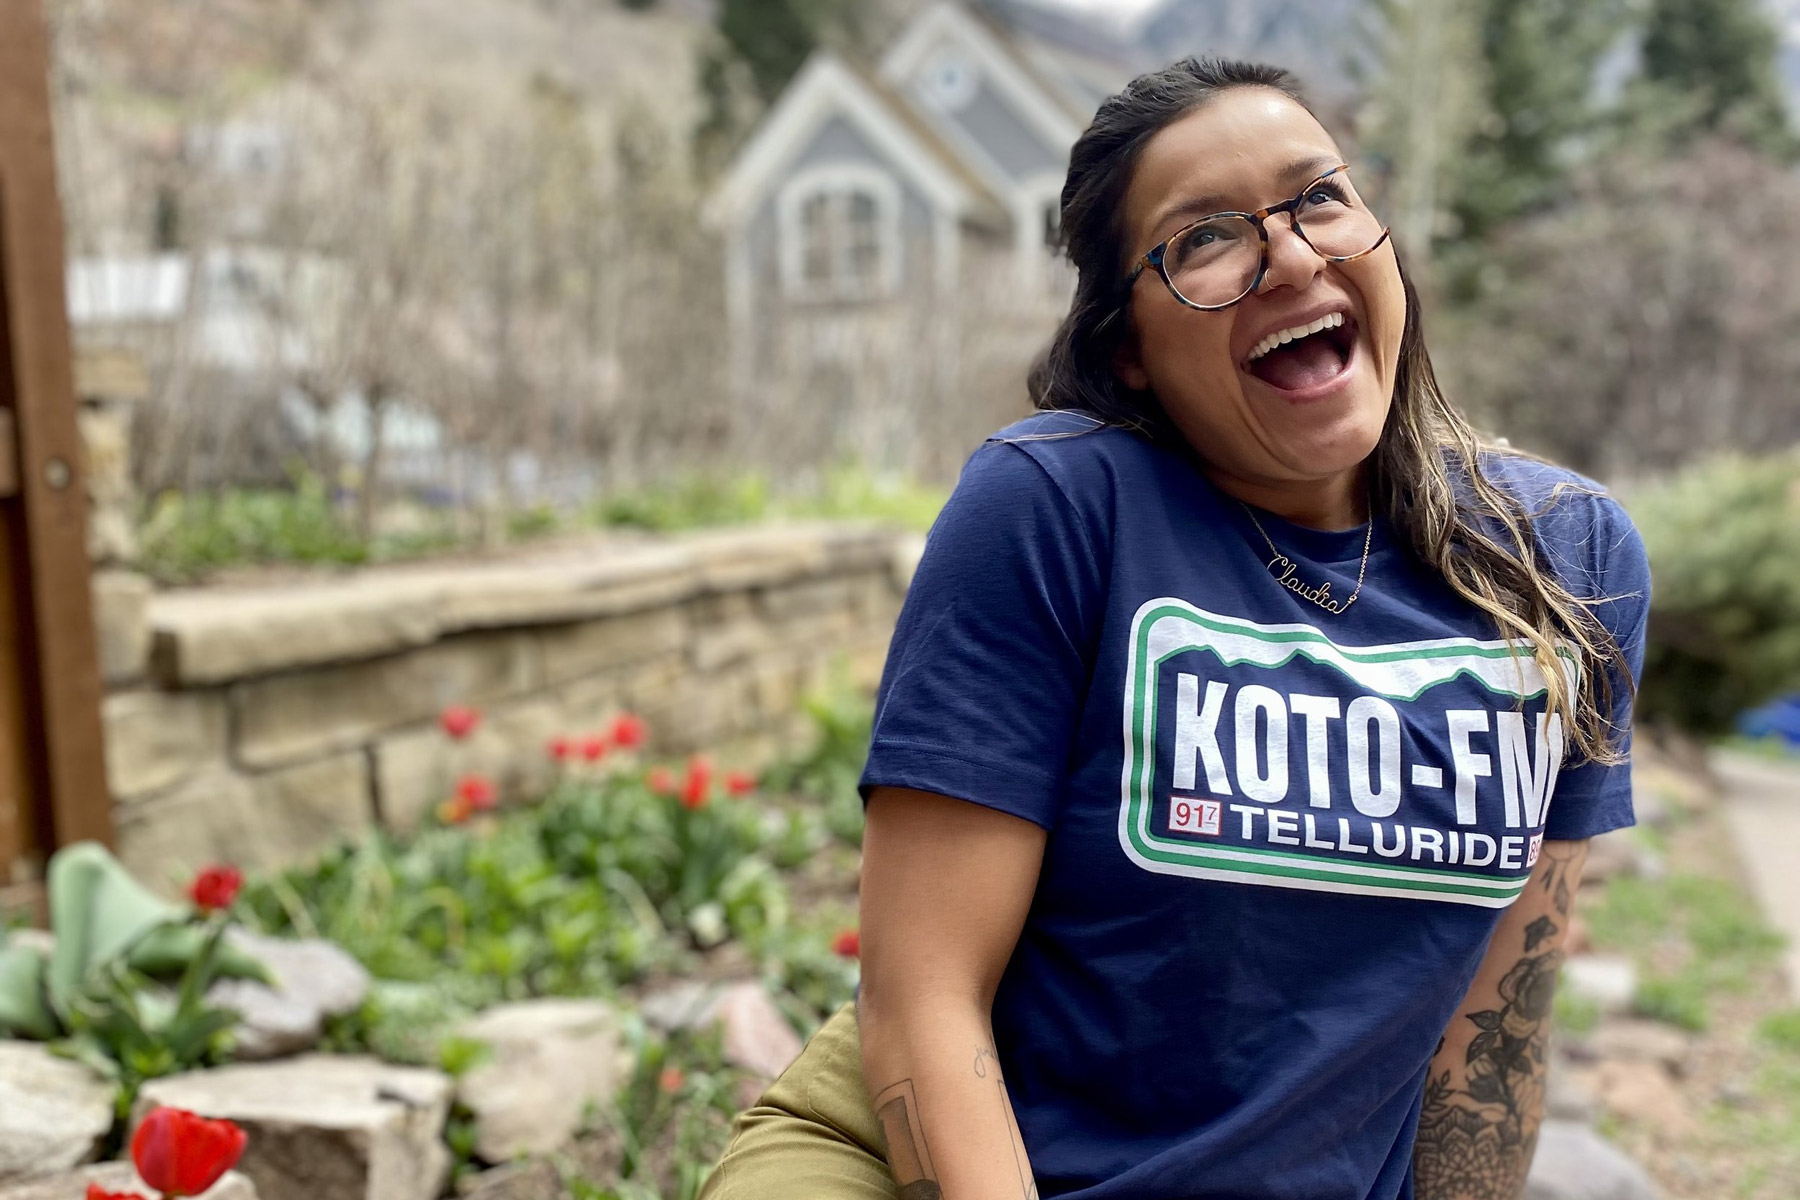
703,58,1648,1200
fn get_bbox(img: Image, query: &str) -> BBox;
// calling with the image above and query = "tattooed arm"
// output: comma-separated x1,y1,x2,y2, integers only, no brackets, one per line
859,787,1046,1200
1414,839,1591,1200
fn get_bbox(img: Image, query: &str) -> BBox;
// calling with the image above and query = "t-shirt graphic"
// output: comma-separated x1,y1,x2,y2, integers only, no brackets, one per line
861,411,1650,1200
1121,599,1572,908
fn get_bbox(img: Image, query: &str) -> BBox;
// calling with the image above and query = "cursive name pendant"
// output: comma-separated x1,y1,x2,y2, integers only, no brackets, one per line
1242,504,1372,616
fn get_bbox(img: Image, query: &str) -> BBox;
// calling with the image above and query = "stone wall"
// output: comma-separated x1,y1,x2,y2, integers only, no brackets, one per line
99,525,921,893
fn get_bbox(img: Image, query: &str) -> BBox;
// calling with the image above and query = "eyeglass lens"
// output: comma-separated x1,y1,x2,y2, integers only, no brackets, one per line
1162,177,1386,308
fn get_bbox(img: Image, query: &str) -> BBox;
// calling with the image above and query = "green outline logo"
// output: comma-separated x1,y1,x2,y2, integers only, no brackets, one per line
1116,599,1575,908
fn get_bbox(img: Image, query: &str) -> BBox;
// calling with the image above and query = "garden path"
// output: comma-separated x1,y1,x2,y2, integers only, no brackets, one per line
1714,749,1800,999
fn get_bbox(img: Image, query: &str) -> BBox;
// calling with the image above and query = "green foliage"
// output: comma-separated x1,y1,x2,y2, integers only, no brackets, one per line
137,474,459,583
0,844,272,1116
1585,870,1785,1032
1758,1009,1800,1054
245,761,788,1051
763,680,874,847
1627,451,1800,732
715,0,829,104
1638,0,1795,156
593,474,771,532
1633,969,1713,1031
560,1024,745,1200
1553,987,1602,1035
1443,0,1625,245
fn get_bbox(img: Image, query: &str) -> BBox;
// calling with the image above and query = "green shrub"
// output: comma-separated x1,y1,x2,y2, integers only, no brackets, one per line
1627,450,1800,732
138,474,370,581
594,474,771,532
763,681,874,848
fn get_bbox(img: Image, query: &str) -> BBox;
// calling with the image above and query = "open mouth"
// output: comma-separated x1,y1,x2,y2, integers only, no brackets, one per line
1243,312,1358,395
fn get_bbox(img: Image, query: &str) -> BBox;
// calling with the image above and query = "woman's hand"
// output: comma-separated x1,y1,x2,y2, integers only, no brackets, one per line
859,786,1049,1200
1413,839,1591,1200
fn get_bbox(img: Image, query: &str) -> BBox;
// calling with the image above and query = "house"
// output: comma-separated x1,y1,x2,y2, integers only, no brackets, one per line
703,2,1133,477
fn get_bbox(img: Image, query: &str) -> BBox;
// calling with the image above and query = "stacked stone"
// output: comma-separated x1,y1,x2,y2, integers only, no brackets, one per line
102,523,921,891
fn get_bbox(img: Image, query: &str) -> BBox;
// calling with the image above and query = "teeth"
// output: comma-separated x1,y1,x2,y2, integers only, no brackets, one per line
1247,311,1345,362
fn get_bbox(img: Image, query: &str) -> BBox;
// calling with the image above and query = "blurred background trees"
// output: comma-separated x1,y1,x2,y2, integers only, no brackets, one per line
39,0,1800,721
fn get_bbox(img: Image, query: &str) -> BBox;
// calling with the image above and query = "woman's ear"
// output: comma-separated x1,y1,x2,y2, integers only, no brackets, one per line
1112,323,1151,392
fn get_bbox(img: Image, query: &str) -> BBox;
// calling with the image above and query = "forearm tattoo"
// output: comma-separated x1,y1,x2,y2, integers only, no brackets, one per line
874,1078,943,1200
1412,843,1581,1200
873,1049,1038,1200
975,1047,1040,1200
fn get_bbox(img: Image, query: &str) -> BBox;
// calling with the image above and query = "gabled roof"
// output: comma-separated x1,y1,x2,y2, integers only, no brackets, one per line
703,53,997,230
878,3,1085,155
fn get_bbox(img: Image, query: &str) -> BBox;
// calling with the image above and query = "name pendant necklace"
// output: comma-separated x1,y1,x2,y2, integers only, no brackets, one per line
1240,503,1372,616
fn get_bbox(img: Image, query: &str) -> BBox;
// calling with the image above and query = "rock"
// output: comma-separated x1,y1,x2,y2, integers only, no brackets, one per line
206,930,371,1061
114,756,373,892
1584,1019,1691,1073
1561,955,1638,1015
102,689,229,801
231,633,537,770
0,1163,256,1200
0,1043,115,1183
93,570,154,685
637,980,802,1081
1525,1120,1660,1200
1591,1058,1694,1135
453,999,630,1163
1545,1064,1599,1123
454,1160,562,1200
134,1054,452,1200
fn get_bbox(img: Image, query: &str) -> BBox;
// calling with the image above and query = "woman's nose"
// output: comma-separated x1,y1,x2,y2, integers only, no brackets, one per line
1255,213,1327,294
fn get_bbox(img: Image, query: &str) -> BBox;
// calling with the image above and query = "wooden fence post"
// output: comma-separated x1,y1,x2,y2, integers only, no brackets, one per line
0,0,113,915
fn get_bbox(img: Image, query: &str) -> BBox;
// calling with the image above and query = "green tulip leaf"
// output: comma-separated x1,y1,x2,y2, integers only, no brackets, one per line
47,842,184,1017
0,940,58,1039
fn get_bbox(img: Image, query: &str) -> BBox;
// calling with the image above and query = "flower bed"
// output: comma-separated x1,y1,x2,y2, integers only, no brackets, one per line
1,695,871,1200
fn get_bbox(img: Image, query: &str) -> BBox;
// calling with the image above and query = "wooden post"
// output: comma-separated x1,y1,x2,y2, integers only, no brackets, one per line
0,0,113,905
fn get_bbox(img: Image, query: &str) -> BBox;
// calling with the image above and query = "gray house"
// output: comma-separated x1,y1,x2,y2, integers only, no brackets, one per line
704,3,1129,477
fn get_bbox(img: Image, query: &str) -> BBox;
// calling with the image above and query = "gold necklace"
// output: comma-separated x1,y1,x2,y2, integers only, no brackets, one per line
1240,503,1372,616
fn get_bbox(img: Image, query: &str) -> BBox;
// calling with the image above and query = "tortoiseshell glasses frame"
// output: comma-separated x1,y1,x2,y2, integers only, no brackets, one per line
1122,164,1393,313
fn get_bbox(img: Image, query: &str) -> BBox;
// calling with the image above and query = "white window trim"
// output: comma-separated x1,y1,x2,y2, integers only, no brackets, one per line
777,164,904,304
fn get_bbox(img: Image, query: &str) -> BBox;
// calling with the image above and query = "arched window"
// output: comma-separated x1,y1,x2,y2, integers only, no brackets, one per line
778,166,902,303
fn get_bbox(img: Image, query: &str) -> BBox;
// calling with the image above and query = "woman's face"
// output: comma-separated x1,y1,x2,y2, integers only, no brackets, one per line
1115,88,1405,502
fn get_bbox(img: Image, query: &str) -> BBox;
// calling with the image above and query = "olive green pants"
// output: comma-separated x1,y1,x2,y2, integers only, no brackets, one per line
701,1001,902,1200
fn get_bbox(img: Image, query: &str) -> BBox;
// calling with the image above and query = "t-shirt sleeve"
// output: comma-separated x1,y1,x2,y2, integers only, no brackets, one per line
859,439,1104,830
1542,496,1652,841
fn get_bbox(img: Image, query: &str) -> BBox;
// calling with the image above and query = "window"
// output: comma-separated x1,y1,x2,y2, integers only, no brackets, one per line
779,167,901,303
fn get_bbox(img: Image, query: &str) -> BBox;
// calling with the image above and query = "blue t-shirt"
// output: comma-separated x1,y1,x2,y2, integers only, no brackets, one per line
860,411,1650,1200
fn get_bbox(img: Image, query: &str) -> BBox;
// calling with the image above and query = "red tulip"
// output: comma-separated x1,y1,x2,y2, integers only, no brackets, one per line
439,705,481,741
87,1185,149,1200
548,736,574,762
724,770,757,796
456,775,498,812
131,1106,247,1198
680,756,712,811
580,736,609,763
647,767,676,796
186,865,242,914
659,1065,685,1093
610,712,646,749
832,928,860,959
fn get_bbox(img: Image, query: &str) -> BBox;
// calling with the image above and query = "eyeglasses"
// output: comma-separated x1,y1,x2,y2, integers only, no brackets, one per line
1123,165,1392,311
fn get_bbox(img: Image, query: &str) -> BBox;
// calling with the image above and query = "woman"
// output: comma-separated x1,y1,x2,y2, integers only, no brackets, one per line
705,57,1648,1200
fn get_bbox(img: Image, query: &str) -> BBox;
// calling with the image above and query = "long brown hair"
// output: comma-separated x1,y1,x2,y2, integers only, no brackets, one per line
1031,57,1628,765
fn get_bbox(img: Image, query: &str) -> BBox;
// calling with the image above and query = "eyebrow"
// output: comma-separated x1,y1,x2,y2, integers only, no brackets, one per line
1150,154,1344,231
